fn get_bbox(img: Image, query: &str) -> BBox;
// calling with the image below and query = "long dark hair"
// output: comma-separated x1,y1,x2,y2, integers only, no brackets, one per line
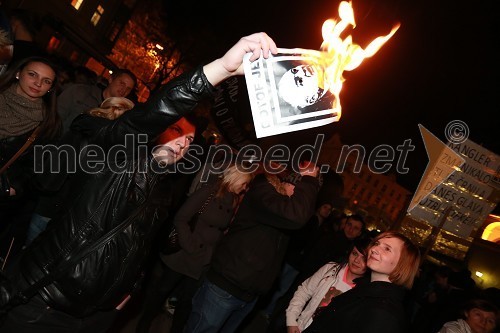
324,237,372,281
0,56,62,140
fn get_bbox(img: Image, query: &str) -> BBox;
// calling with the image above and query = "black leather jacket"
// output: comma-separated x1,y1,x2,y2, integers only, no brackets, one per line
13,66,216,317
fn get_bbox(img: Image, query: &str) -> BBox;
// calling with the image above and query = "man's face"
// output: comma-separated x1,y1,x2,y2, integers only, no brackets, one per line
152,118,195,166
104,73,135,98
318,203,332,219
343,218,363,240
278,64,325,108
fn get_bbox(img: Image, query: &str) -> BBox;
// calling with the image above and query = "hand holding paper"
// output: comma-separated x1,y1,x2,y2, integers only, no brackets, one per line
203,32,277,86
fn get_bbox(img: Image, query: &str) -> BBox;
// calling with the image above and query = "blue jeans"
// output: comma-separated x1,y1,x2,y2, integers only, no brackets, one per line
185,279,257,333
263,262,299,317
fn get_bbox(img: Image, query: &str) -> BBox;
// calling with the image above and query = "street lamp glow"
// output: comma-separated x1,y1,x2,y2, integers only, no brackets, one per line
475,271,483,278
155,44,164,50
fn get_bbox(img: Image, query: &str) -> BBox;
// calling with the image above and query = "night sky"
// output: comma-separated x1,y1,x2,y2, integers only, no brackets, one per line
164,0,498,194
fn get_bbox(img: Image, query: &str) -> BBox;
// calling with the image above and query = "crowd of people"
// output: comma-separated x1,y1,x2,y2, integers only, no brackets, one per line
0,6,498,333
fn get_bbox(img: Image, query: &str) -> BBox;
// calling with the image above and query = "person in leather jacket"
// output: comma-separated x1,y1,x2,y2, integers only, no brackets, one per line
0,32,278,333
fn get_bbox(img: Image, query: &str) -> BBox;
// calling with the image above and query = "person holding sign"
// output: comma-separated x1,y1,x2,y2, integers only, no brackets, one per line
0,32,278,333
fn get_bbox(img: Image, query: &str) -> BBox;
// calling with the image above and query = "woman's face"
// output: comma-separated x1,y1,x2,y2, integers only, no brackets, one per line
367,236,403,276
465,308,497,333
16,62,55,101
348,246,367,276
229,177,250,195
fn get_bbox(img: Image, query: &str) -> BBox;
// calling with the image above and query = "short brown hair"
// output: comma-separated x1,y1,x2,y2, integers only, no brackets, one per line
372,231,420,289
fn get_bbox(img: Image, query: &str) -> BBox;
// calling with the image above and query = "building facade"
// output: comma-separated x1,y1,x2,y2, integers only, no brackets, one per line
4,0,137,74
318,133,411,231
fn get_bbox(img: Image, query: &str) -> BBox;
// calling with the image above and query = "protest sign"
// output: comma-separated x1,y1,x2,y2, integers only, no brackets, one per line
409,128,500,238
243,48,340,138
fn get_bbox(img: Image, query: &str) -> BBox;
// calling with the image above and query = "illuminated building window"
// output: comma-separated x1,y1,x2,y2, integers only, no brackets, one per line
108,22,122,42
71,0,84,10
46,36,61,53
91,5,105,26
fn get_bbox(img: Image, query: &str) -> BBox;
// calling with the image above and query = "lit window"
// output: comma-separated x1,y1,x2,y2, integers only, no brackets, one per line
108,23,122,42
71,0,84,10
46,36,61,53
91,5,105,26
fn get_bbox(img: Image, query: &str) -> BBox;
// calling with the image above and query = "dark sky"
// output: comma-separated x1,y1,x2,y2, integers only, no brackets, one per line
164,0,498,193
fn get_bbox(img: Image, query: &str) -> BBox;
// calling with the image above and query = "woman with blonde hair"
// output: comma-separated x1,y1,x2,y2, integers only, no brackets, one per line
136,162,254,333
24,96,134,245
86,96,134,120
304,230,421,333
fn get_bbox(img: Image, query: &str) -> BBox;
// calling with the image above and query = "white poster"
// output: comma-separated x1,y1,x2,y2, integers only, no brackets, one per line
244,48,340,138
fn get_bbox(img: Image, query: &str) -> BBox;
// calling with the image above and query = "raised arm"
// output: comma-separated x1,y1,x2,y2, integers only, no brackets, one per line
89,33,278,148
203,32,277,86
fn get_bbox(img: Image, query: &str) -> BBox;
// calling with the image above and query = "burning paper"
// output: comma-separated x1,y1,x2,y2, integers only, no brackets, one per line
244,1,400,138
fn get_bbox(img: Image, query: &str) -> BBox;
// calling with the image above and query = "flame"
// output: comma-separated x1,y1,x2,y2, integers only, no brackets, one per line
315,1,400,116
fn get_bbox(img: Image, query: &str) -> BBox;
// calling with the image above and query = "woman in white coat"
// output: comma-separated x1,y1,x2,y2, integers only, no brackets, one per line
286,237,371,332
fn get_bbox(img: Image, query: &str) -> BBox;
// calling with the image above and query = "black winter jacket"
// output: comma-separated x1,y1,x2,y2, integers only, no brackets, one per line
12,66,216,317
207,173,319,301
303,280,410,333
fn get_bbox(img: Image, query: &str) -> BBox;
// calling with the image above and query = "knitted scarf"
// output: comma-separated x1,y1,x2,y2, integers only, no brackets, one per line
0,84,44,139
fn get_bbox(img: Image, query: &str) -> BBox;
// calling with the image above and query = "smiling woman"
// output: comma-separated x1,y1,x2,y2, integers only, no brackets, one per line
303,231,421,333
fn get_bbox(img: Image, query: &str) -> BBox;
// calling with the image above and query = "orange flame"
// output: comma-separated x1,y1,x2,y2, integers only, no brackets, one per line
315,1,400,117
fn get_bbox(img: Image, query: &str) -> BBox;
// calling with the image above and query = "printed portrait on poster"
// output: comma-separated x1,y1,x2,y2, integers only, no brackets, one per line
244,48,340,138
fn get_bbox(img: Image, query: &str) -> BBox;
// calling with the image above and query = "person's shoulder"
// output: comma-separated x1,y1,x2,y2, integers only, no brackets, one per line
439,319,468,333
